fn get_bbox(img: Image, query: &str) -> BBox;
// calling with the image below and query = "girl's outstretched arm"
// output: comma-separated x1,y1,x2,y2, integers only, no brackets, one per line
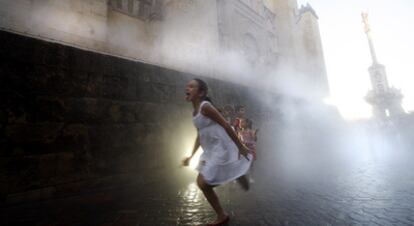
182,134,200,166
201,103,250,160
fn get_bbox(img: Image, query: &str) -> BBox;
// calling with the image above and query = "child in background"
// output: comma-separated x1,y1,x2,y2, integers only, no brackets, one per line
238,118,258,183
238,118,258,160
222,105,234,124
232,105,246,133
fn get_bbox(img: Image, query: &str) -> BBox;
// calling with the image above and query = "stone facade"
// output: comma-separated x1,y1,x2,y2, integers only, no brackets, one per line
295,4,329,98
0,0,329,97
216,0,279,68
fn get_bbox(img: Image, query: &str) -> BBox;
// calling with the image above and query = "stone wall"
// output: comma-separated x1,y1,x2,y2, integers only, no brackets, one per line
295,7,329,98
0,1,330,98
0,30,268,204
0,0,222,78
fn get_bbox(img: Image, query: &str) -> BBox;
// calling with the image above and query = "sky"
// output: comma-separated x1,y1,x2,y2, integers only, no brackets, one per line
296,0,414,120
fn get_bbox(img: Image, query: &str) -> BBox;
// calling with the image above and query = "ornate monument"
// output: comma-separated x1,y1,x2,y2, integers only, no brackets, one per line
362,12,404,118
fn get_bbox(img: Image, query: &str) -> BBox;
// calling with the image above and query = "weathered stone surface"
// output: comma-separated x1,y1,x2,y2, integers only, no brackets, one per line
132,63,154,83
136,103,164,123
142,123,165,145
6,123,64,144
0,30,258,201
4,155,39,192
73,99,135,123
116,151,142,173
136,80,152,101
108,101,137,123
65,98,112,123
2,35,36,64
101,74,130,99
0,124,4,141
38,153,58,178
152,67,181,85
153,83,176,103
34,96,66,122
88,124,146,149
5,186,56,204
61,124,91,169
56,152,76,175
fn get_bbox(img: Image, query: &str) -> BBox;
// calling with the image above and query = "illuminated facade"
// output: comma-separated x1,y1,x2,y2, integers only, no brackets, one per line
0,0,329,98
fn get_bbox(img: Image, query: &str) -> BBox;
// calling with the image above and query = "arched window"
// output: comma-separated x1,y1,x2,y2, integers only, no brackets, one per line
108,0,162,21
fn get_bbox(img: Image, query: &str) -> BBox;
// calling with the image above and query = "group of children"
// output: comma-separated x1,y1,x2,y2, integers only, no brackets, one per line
219,104,258,160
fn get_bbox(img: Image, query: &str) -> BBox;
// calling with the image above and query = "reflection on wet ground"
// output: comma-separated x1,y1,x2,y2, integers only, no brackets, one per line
177,182,209,225
2,146,414,225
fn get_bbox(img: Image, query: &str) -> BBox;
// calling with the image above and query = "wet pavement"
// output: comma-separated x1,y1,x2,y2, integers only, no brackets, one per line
2,147,414,226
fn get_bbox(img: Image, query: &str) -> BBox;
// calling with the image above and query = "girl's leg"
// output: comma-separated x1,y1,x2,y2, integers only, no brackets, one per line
196,174,228,222
236,174,250,191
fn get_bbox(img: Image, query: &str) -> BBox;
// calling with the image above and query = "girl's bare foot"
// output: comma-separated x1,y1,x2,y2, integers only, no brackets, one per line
206,214,230,226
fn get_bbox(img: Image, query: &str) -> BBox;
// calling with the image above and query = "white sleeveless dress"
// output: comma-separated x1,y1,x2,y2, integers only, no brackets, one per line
193,101,252,185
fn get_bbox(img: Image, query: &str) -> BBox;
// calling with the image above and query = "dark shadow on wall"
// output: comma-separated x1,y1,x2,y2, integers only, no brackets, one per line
0,30,277,204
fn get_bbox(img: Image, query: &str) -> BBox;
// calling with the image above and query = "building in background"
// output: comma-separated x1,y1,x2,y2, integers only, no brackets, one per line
0,0,329,99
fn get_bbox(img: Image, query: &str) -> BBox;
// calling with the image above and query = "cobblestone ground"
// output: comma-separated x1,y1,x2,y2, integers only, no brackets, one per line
2,147,414,226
